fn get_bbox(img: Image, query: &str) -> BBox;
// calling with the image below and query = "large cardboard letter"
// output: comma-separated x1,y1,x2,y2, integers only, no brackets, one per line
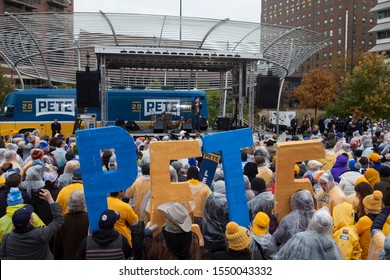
275,140,324,221
76,127,138,231
202,128,253,227
149,141,202,232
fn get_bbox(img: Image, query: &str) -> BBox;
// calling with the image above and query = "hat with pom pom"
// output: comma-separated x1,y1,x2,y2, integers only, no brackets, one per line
225,221,251,251
363,190,383,214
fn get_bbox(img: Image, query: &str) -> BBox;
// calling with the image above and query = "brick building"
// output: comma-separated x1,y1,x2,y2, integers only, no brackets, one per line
261,0,377,76
0,0,73,13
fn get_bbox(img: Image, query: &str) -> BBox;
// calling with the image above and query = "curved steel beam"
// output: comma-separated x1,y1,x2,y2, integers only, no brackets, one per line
199,18,230,49
5,12,52,86
99,10,119,46
262,27,300,55
232,25,261,51
159,15,167,47
0,52,25,89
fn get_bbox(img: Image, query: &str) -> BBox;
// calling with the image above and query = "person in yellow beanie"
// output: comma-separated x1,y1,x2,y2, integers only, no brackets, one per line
355,190,383,259
364,168,380,188
213,222,252,260
249,212,277,260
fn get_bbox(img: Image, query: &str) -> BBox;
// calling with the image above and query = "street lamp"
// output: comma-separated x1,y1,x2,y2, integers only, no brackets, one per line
180,0,182,40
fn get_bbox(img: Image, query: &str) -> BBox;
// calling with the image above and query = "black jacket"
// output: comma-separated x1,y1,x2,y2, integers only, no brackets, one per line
75,229,132,260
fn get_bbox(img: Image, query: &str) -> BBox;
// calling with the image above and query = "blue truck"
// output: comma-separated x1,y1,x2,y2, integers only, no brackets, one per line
0,88,208,138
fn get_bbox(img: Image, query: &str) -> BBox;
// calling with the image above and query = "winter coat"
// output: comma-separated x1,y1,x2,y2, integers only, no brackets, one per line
0,204,45,243
144,228,201,260
355,214,376,260
75,229,131,260
332,202,362,260
369,207,390,260
374,177,390,203
0,202,64,259
338,171,363,196
53,212,89,260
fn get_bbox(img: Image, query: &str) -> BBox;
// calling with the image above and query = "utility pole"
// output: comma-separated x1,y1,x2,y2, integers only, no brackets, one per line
350,0,355,75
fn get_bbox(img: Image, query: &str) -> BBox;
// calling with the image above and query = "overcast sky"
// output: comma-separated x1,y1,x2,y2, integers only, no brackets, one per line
74,0,261,23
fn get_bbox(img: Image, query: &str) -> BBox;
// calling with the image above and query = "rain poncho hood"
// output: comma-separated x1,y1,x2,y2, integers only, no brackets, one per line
202,193,230,252
248,191,274,221
274,207,342,260
20,165,45,198
333,202,355,230
331,155,348,183
273,190,315,246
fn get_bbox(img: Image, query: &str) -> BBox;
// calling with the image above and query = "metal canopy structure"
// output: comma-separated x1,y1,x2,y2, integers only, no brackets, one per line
0,12,330,129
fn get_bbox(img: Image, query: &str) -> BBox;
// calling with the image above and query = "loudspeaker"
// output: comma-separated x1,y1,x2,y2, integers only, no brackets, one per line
76,71,100,107
126,121,140,131
182,123,192,133
256,75,279,109
199,117,208,130
153,122,164,133
218,117,231,131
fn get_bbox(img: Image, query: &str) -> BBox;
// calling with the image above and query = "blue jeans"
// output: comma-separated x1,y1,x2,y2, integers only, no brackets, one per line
192,114,200,131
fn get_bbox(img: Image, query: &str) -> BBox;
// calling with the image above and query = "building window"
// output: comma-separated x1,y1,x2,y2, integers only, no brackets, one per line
330,30,333,37
337,39,342,47
338,27,342,36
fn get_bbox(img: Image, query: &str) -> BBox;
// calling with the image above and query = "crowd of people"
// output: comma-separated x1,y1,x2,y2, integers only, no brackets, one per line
0,116,389,260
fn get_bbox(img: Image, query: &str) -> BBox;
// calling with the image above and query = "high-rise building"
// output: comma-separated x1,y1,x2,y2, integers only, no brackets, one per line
261,0,377,76
369,0,390,63
0,1,73,86
0,0,73,14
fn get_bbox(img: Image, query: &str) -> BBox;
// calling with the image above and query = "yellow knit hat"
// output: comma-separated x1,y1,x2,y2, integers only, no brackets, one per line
362,190,383,214
364,168,381,187
355,177,369,186
252,212,270,236
225,222,251,251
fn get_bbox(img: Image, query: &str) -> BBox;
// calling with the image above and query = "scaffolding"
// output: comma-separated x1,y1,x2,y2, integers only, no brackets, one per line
0,12,330,131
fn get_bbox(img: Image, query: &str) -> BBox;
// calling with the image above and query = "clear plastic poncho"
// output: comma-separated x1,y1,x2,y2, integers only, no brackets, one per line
20,165,45,198
247,191,274,221
273,189,315,247
250,233,277,260
274,207,342,260
201,192,230,252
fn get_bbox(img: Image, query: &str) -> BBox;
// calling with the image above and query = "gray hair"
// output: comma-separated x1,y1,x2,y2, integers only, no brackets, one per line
64,160,80,174
67,190,86,213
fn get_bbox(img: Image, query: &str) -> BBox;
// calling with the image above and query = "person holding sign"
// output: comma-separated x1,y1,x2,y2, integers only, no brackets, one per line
144,202,201,260
186,166,212,227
